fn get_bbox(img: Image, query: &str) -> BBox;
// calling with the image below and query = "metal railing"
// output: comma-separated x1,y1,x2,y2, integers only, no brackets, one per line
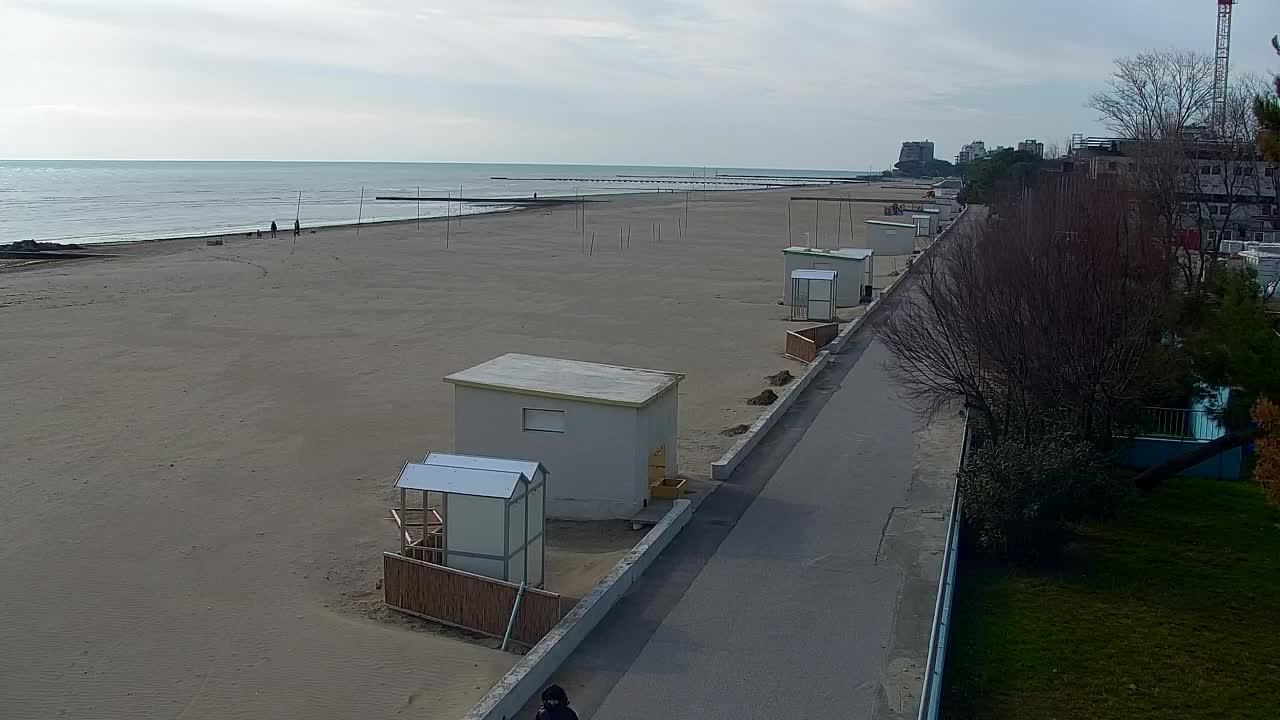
918,418,972,720
1138,407,1223,441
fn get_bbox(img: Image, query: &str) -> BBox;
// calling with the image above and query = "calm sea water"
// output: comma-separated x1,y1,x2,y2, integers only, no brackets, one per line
0,161,863,245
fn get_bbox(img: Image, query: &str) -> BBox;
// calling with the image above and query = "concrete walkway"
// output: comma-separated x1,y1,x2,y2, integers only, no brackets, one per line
525,279,966,719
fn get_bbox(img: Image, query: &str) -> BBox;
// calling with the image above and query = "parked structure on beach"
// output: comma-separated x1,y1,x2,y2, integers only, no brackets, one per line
863,220,918,255
446,354,684,520
393,452,547,586
781,246,874,307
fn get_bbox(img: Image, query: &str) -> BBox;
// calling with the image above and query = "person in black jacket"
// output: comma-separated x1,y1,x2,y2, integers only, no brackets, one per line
535,684,578,720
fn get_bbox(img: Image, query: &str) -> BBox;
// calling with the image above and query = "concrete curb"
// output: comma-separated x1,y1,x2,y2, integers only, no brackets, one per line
461,498,693,720
710,350,831,480
710,205,972,481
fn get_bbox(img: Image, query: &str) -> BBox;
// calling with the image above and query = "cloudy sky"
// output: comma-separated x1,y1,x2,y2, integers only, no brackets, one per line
2,0,1278,168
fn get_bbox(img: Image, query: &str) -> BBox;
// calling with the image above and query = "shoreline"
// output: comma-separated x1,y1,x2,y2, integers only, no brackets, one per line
0,179,935,719
18,186,785,252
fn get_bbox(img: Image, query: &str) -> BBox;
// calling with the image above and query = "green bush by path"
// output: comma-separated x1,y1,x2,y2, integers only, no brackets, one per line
942,477,1280,720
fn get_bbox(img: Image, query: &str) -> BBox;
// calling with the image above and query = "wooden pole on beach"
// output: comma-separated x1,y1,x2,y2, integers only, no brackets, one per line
651,220,655,243
446,191,451,248
836,197,842,246
458,185,464,226
813,200,819,246
590,231,595,256
416,186,421,230
619,226,623,250
627,224,631,248
847,198,855,246
787,201,793,246
356,187,365,238
684,191,690,236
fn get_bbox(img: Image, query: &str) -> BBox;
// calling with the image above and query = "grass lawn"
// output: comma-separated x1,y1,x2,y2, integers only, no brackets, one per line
942,477,1280,720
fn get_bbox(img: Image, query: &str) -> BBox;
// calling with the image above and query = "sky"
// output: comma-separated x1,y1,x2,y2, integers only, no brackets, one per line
2,0,1278,169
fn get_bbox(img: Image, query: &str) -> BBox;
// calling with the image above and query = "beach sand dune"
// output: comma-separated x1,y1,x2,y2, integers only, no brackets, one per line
0,184,929,718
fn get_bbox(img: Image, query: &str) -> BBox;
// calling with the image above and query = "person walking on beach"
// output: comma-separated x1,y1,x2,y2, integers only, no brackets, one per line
535,685,578,720
270,221,277,238
293,219,301,237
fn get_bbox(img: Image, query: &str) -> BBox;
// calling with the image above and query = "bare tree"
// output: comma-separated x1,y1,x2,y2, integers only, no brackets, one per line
1088,49,1216,140
878,174,1168,446
1092,53,1268,291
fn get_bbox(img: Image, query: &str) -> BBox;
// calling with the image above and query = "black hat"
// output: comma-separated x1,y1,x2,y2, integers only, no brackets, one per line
542,684,569,705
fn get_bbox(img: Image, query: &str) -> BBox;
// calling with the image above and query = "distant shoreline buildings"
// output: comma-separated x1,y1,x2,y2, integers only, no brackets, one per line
898,140,935,165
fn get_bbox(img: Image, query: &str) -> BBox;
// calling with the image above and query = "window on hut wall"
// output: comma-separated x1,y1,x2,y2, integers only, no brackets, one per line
522,408,565,433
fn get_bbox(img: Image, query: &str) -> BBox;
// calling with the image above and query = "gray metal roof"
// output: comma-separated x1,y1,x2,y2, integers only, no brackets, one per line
395,461,526,499
444,353,684,408
781,246,873,260
422,451,543,481
791,269,838,280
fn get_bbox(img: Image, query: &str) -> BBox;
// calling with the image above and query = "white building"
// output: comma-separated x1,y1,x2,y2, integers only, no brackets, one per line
912,211,942,235
394,452,546,586
789,269,838,322
782,246,874,307
1240,249,1280,297
446,354,683,520
863,220,917,255
956,140,987,164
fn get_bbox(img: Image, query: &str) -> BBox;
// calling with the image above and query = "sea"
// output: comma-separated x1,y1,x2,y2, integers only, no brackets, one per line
0,161,867,245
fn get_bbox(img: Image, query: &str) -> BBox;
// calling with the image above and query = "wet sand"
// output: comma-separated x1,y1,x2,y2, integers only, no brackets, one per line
0,183,932,718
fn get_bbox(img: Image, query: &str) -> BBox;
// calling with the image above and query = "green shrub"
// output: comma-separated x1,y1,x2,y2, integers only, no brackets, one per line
960,432,1123,559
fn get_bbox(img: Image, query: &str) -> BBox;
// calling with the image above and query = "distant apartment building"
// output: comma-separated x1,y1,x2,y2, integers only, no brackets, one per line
955,140,987,164
898,140,935,164
1017,139,1045,158
1063,135,1279,248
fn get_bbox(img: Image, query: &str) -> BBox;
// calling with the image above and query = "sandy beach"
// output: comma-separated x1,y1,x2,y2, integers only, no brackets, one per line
0,182,933,718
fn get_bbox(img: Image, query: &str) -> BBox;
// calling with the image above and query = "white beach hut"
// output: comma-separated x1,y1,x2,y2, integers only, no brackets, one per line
446,354,683,520
789,269,838,322
395,452,546,586
863,220,917,255
781,246,873,307
911,215,932,238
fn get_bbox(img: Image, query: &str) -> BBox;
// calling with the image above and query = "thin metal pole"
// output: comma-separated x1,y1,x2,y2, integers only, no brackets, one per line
458,185,464,226
787,200,793,245
416,186,421,230
684,191,690,234
501,581,527,651
620,226,623,250
295,190,302,223
356,187,365,238
589,230,595,256
814,199,819,245
446,191,451,248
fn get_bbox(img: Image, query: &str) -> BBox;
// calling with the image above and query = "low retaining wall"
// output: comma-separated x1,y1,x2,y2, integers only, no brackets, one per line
384,554,562,646
917,418,971,720
1121,437,1243,480
711,206,972,481
784,323,840,362
461,498,693,720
